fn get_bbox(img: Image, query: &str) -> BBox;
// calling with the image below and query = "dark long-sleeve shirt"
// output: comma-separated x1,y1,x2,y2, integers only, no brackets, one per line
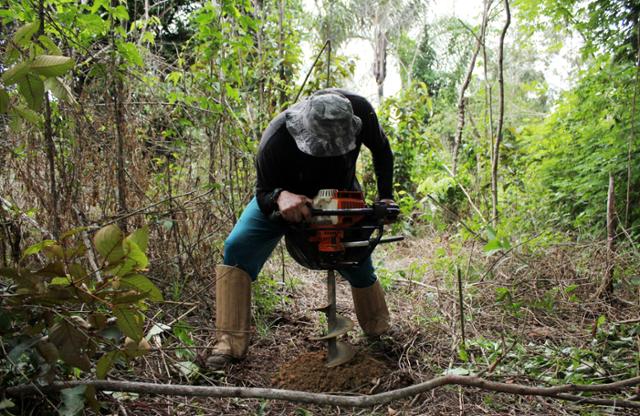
255,89,394,215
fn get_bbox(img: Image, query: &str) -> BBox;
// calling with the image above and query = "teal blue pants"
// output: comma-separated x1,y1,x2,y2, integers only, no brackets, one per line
223,197,378,288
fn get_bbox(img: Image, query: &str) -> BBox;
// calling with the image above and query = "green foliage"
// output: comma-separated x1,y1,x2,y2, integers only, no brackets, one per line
0,224,160,407
0,20,75,126
517,54,640,233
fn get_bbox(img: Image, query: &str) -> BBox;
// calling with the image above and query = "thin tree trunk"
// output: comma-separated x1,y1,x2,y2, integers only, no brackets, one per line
113,76,128,230
452,0,490,176
278,0,286,106
111,0,127,231
38,0,60,238
491,0,511,224
625,13,639,227
599,174,617,299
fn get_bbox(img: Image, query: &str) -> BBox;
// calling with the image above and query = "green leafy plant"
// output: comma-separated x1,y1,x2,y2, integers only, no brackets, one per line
0,224,161,407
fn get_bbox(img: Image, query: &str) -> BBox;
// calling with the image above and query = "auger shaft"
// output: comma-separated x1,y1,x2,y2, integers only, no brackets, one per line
326,269,338,359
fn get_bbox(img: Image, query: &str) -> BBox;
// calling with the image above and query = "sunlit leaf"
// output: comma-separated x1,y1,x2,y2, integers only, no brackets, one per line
126,226,149,252
29,55,74,77
12,22,39,45
22,240,57,259
1,61,30,85
93,224,125,263
38,35,62,55
117,42,143,67
123,239,148,269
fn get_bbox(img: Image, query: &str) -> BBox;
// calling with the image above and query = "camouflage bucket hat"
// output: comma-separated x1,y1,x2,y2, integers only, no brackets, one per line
285,92,362,157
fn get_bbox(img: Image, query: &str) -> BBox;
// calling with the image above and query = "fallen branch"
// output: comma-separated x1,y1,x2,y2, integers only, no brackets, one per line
6,375,640,409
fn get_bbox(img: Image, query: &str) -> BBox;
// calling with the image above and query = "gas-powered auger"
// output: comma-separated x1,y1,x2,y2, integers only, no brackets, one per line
275,189,403,367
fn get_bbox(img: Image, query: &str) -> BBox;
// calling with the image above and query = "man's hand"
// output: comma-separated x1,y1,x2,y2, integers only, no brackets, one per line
276,191,312,223
379,198,396,206
379,198,398,223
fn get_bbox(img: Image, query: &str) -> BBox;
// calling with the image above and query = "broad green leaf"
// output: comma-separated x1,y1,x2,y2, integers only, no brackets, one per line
22,239,56,259
117,42,143,67
38,35,62,55
90,0,109,14
17,73,44,110
12,22,39,45
96,350,121,379
93,224,125,263
483,239,502,255
0,88,9,113
113,306,144,342
166,71,182,85
59,385,86,416
78,14,109,35
123,239,148,269
106,258,136,277
29,55,74,77
50,276,72,286
121,274,162,301
1,61,30,85
225,84,239,101
112,5,130,21
127,226,149,252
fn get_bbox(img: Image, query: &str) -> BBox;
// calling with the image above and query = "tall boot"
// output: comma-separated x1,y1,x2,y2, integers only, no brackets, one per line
351,280,390,337
206,265,252,370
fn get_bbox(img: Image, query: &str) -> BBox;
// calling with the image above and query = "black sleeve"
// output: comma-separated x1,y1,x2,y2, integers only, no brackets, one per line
358,99,394,200
255,123,289,215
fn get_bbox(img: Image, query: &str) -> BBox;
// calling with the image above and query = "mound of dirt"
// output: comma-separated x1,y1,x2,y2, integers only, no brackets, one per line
272,349,389,393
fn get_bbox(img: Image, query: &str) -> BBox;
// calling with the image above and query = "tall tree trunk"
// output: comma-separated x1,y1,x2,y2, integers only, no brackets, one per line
491,0,511,224
452,0,490,176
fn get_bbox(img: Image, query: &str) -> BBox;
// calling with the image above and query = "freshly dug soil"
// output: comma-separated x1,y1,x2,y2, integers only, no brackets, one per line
272,349,389,393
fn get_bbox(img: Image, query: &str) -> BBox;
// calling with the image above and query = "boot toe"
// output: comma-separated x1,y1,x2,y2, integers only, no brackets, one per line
205,353,234,370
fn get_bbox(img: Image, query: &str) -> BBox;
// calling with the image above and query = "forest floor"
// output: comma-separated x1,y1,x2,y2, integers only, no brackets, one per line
99,233,639,415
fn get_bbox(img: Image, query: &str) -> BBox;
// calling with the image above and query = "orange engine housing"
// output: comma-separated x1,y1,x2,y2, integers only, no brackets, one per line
309,190,366,252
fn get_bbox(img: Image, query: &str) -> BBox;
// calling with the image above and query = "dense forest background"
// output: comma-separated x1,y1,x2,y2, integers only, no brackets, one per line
1,0,640,414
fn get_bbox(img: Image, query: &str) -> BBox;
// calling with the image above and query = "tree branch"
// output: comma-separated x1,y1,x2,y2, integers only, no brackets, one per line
6,375,640,409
